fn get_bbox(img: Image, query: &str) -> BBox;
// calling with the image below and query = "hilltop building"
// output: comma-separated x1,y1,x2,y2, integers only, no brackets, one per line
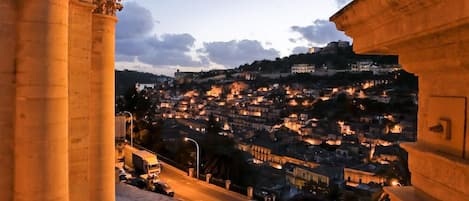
291,64,316,74
174,69,195,84
135,83,156,92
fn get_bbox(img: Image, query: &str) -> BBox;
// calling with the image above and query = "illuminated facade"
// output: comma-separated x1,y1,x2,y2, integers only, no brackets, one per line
0,0,121,201
286,165,342,192
332,1,469,200
247,144,319,169
251,144,272,162
344,166,386,187
291,64,315,74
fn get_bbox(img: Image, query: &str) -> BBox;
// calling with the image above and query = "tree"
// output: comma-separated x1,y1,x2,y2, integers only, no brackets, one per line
120,87,151,119
327,185,342,201
343,192,359,201
175,140,194,168
199,115,255,186
303,180,330,198
148,120,165,153
376,154,410,186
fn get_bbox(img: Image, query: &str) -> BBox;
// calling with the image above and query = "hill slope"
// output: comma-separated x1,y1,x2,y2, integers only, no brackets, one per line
115,70,171,95
238,46,398,73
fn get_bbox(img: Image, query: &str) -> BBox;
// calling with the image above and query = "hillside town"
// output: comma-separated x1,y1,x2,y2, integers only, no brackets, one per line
2,1,465,201
116,41,417,201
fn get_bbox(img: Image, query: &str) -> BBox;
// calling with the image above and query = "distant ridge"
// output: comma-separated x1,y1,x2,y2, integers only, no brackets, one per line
237,44,398,73
115,70,172,96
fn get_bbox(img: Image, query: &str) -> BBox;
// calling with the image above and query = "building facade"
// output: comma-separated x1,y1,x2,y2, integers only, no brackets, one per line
286,165,342,193
291,64,315,74
344,167,385,187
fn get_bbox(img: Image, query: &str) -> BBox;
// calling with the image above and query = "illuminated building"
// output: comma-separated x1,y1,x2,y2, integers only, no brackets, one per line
286,164,343,192
291,64,315,74
344,164,386,187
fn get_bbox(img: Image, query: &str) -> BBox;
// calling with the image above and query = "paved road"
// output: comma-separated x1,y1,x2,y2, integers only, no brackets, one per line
159,162,249,201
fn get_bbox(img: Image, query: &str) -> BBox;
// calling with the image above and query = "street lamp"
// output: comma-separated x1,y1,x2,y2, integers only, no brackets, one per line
184,137,200,179
391,179,401,187
122,111,133,147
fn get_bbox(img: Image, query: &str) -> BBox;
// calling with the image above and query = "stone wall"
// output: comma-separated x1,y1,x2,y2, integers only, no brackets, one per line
331,1,469,200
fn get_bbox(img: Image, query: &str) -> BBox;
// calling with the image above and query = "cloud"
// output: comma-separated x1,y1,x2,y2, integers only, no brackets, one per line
199,56,211,66
115,55,137,62
116,38,149,56
115,2,203,67
335,0,352,8
116,2,154,39
138,34,202,66
115,2,281,70
201,40,280,68
115,61,176,77
292,46,309,55
291,19,351,45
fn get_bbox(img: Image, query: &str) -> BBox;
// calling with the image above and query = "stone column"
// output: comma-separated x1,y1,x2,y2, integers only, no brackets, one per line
0,1,16,200
68,1,94,201
89,12,117,201
14,0,70,201
332,1,469,201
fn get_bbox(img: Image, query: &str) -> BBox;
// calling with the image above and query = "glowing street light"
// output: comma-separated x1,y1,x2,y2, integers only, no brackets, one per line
184,137,200,179
121,111,133,147
391,179,401,187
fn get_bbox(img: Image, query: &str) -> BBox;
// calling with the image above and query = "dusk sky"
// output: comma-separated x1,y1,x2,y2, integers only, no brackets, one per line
115,0,352,77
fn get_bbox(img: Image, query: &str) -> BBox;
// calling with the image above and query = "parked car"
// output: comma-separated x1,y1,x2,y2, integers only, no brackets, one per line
118,169,132,181
255,190,276,201
126,178,147,189
152,181,174,197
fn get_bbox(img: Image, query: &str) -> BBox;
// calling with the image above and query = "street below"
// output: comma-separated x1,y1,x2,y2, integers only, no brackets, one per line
159,162,248,201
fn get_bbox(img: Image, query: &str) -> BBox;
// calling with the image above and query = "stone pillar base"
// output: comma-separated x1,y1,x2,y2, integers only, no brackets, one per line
401,143,469,201
384,187,438,201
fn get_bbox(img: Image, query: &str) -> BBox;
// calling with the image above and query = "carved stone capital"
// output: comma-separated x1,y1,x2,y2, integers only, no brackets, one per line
93,0,123,16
